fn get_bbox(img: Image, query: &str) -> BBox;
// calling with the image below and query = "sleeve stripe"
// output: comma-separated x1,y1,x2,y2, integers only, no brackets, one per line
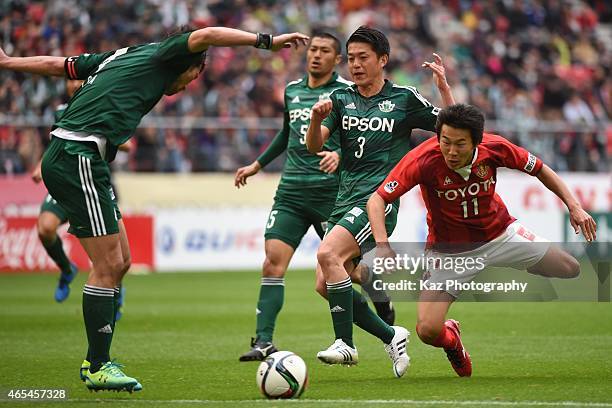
64,57,77,79
394,84,433,107
69,60,77,79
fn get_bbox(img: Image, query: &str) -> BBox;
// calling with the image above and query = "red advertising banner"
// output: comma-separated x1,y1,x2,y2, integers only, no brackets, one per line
0,215,154,273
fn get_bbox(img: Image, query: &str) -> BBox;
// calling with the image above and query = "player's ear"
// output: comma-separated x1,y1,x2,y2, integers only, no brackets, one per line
379,54,388,69
334,54,342,65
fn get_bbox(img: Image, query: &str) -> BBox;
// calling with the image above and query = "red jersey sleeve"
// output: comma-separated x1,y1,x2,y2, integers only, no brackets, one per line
488,134,543,176
376,138,434,203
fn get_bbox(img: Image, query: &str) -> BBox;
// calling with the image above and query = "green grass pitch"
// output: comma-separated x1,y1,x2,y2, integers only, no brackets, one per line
0,271,610,408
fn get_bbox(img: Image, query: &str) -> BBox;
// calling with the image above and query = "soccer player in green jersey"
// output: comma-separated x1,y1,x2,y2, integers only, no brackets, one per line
0,26,308,392
305,26,455,377
31,79,83,303
234,32,395,362
32,79,130,311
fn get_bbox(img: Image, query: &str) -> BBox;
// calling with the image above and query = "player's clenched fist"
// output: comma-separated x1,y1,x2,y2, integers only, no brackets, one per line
310,100,332,123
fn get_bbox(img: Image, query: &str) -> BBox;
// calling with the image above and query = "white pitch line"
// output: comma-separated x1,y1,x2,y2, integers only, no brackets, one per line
27,399,612,407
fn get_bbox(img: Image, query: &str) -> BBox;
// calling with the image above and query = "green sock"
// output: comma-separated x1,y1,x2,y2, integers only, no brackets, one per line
255,277,284,342
326,276,354,348
352,288,395,344
42,236,71,274
83,285,115,373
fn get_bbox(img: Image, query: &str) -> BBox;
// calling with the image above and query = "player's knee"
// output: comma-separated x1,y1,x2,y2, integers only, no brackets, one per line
262,257,285,278
317,244,338,269
561,254,580,278
37,220,57,244
416,321,443,345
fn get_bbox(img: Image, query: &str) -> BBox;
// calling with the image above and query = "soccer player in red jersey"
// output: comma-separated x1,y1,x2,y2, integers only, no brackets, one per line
367,103,597,377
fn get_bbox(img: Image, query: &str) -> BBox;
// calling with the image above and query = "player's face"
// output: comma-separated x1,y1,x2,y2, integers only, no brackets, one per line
165,65,202,96
439,125,475,169
347,42,387,87
307,37,340,78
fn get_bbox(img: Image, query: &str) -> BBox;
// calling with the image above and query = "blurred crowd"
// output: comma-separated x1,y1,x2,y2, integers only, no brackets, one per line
0,0,610,174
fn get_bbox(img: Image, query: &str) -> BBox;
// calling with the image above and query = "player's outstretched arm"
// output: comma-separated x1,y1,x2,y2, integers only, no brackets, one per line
422,53,455,107
536,164,597,241
0,46,65,76
306,100,332,153
187,27,308,53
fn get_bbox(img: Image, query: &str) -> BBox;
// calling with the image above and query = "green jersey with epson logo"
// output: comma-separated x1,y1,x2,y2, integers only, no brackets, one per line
322,80,439,207
258,72,352,188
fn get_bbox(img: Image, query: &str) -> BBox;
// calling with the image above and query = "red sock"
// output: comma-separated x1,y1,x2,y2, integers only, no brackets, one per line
431,325,458,349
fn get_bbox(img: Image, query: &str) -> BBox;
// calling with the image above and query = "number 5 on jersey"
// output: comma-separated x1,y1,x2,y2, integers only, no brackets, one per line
267,210,279,229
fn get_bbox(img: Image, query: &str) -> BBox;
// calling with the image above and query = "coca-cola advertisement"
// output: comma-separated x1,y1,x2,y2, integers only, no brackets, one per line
0,176,154,273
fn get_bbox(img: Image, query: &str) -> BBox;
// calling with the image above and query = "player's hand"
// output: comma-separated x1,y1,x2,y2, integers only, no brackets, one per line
234,161,261,188
374,243,397,275
317,151,339,174
271,33,309,52
422,53,450,91
311,100,332,123
31,161,42,183
569,206,597,242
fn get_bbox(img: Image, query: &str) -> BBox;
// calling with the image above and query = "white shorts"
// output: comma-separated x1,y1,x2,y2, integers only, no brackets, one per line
423,221,550,298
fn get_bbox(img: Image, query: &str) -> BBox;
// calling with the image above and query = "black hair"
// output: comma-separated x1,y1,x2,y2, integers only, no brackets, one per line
346,26,390,59
435,104,485,145
310,31,342,55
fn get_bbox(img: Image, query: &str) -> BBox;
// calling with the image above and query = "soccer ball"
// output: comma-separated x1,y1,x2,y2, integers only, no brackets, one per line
256,351,307,399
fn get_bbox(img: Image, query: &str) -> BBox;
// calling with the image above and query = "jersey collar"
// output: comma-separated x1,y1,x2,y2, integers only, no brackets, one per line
453,148,479,181
350,79,393,97
304,71,339,89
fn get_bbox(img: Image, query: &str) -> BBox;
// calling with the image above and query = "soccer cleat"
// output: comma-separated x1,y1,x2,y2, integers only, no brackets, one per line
80,360,90,382
444,319,472,377
115,287,125,322
374,300,396,326
239,338,278,362
85,360,142,393
54,262,78,303
316,339,359,365
384,326,410,378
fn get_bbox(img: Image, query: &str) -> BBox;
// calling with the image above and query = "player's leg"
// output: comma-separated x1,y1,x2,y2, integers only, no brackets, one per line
114,212,130,322
41,138,140,392
240,198,308,361
353,262,395,325
38,197,78,302
240,239,295,361
316,225,361,364
417,290,471,377
527,245,580,278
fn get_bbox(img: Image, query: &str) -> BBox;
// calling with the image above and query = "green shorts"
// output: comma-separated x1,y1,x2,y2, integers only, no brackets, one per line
41,137,121,238
327,201,398,254
264,185,337,249
40,193,69,224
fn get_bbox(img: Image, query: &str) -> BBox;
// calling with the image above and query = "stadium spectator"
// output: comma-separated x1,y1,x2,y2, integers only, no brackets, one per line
0,0,609,173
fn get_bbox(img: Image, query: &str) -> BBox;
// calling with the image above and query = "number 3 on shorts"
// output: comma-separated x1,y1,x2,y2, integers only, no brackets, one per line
266,210,279,229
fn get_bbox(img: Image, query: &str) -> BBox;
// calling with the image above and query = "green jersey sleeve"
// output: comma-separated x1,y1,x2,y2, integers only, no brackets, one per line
153,32,194,62
257,111,289,168
321,93,341,134
404,87,439,132
64,51,115,80
152,32,204,76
